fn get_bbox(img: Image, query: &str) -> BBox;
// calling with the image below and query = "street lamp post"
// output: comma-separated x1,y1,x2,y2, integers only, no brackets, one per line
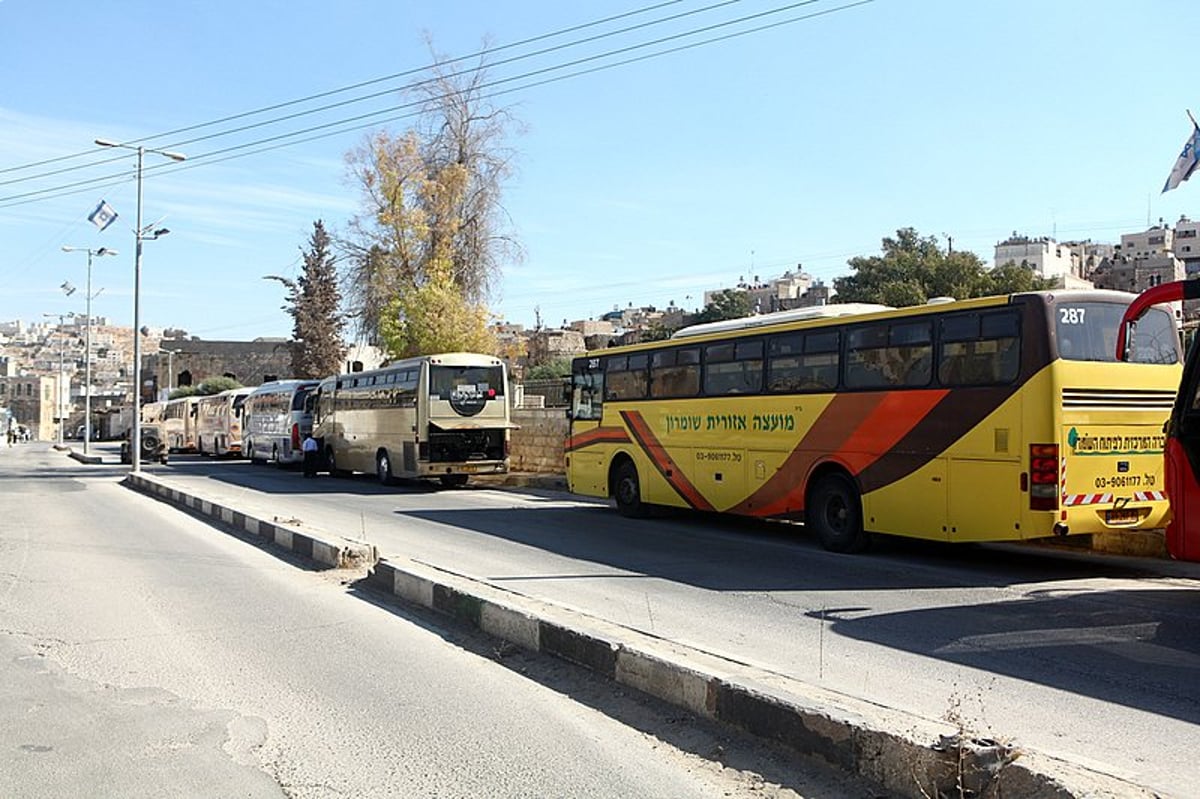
42,313,68,446
62,246,117,455
162,348,182,396
94,138,185,472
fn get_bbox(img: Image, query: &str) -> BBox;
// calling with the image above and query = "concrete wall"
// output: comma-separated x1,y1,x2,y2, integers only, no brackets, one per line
510,408,567,473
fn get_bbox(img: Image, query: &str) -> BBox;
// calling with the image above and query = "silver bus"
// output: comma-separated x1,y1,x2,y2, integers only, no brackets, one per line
243,379,320,466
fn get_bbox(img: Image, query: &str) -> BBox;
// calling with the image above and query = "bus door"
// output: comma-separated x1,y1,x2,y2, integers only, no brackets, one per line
567,357,607,497
1118,279,1200,561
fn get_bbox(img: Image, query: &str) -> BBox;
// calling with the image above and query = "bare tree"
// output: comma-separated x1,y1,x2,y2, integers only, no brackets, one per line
342,43,521,353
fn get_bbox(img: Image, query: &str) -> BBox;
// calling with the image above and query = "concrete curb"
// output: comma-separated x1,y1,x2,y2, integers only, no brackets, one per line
365,556,1156,799
122,472,377,569
67,448,103,465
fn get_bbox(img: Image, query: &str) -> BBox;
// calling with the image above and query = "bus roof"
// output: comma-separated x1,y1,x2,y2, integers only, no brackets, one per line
247,379,321,396
586,290,1146,358
670,303,893,340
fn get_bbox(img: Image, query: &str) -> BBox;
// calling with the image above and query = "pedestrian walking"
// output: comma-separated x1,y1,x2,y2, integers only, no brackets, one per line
302,433,320,478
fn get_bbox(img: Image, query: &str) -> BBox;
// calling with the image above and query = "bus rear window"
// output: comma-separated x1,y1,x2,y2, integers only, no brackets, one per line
430,365,505,399
1056,302,1178,364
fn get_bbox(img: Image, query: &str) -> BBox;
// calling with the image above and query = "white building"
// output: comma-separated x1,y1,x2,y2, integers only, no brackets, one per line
993,235,1077,280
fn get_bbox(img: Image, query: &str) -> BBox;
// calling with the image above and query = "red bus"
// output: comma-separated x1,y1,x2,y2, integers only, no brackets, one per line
1118,280,1200,561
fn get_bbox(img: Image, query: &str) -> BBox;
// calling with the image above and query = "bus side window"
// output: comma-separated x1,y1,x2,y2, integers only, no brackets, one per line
605,354,648,401
939,311,1020,386
702,340,762,395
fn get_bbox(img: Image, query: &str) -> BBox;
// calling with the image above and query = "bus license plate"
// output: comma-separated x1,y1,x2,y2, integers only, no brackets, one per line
460,464,477,473
1105,508,1140,525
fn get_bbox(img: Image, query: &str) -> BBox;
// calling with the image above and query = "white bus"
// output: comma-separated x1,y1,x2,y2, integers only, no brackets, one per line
243,379,321,466
160,396,198,453
196,387,253,457
313,352,514,486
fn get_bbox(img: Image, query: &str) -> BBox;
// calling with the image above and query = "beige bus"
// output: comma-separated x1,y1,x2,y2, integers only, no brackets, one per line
160,396,199,453
196,387,253,457
313,352,514,486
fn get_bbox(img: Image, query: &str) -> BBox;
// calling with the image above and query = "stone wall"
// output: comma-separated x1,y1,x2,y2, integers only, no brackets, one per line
510,408,568,473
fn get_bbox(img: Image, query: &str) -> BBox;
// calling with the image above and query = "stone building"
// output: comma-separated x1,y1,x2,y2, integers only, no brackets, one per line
148,339,299,402
0,374,60,441
525,328,586,367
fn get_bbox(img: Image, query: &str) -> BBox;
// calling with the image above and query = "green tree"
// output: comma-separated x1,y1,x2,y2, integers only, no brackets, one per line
195,376,242,395
343,47,519,356
987,260,1057,294
378,257,497,357
267,220,348,378
834,228,992,306
525,357,572,380
691,289,753,324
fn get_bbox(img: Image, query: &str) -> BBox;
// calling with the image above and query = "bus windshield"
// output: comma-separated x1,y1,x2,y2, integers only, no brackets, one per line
1056,301,1178,364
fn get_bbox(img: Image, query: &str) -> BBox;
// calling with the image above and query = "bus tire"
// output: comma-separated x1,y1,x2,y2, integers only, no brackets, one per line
376,451,396,486
808,473,869,553
613,460,648,518
440,474,469,488
327,448,349,478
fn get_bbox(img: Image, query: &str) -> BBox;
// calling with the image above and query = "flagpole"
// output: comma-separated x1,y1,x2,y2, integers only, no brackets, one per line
1189,109,1198,131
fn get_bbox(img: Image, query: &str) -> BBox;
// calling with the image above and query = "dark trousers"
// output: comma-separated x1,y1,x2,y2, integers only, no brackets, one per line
303,450,318,477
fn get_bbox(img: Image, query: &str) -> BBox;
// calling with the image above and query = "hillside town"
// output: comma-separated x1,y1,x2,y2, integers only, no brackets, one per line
3,218,1197,442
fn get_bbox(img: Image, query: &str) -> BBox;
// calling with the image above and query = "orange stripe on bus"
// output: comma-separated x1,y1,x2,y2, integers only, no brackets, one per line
565,426,631,452
733,390,949,517
831,389,949,474
621,410,716,512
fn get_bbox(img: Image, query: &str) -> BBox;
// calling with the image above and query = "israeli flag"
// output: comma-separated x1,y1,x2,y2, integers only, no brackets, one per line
88,199,119,231
1163,127,1200,193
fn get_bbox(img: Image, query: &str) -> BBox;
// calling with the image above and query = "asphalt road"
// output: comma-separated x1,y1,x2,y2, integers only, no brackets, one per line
123,447,1200,799
0,442,877,798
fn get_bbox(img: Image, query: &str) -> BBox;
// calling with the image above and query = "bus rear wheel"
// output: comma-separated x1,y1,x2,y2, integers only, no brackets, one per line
376,451,396,486
808,473,868,553
613,460,648,518
327,448,348,478
440,474,469,488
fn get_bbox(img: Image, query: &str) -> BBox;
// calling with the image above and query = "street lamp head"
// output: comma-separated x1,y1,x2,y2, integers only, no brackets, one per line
163,151,186,162
151,228,170,238
94,138,119,148
97,247,118,257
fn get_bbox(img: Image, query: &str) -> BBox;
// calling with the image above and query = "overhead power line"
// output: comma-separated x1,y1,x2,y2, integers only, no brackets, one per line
0,0,872,209
0,0,691,177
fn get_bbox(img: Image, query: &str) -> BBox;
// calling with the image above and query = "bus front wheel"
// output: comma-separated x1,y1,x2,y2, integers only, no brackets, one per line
808,473,868,553
613,460,648,518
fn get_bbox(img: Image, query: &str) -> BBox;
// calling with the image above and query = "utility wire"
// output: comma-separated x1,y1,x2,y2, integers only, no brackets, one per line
0,0,867,207
0,0,710,180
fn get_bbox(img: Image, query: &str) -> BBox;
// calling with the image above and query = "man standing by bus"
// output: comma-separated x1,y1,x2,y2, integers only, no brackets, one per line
302,433,320,478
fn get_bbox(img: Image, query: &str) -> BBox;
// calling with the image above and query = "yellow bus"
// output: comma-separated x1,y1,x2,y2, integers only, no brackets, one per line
313,352,514,487
566,291,1182,552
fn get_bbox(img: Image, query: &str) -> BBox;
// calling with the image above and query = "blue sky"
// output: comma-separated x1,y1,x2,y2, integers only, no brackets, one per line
0,0,1195,341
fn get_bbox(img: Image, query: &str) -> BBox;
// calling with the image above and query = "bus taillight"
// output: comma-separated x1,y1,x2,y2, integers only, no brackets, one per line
291,423,300,450
1029,444,1059,511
